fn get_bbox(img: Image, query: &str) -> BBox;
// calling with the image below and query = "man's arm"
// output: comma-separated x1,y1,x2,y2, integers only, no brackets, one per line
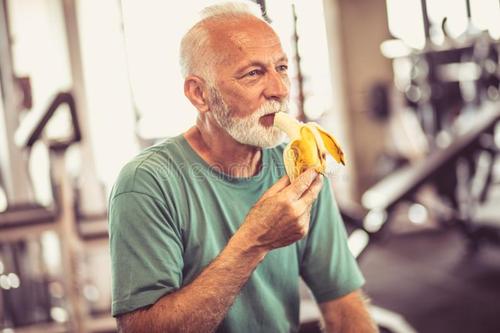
117,170,323,333
319,290,379,333
117,232,266,333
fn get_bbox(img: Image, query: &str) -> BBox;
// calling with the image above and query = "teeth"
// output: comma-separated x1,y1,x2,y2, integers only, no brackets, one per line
273,112,345,180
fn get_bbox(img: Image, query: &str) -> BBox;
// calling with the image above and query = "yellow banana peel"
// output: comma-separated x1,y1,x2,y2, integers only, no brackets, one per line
273,112,345,180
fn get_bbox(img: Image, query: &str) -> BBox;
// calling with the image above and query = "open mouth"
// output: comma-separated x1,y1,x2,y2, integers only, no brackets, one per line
259,113,276,127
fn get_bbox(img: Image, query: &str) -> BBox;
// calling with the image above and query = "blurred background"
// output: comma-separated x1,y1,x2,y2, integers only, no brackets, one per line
0,0,499,332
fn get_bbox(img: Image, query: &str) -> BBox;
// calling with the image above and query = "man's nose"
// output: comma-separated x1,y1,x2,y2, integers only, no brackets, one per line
264,71,289,100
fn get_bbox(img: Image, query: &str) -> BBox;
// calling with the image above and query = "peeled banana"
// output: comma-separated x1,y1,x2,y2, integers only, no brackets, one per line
273,112,345,180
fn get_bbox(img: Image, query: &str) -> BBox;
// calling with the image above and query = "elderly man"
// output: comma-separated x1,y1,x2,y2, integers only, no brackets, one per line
109,1,377,332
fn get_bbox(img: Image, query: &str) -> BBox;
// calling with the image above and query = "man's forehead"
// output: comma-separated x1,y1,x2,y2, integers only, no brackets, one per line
204,15,283,57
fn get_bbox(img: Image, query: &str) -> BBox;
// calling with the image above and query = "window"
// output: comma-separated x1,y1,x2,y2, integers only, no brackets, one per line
386,0,500,49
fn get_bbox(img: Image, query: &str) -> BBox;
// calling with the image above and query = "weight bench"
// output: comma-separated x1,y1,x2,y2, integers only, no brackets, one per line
340,104,500,333
354,103,500,253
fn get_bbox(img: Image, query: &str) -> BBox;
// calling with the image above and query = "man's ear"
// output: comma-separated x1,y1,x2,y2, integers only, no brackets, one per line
184,76,210,113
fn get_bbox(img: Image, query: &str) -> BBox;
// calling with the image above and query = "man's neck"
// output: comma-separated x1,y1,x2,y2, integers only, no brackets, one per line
183,123,263,178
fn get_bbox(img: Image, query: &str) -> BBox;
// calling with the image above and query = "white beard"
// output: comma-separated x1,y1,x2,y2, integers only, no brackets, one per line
208,87,287,148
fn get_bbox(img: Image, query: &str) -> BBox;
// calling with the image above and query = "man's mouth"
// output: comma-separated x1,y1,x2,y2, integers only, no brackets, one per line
259,113,276,127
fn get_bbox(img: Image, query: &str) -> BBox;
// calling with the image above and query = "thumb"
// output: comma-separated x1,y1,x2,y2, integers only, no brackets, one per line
285,168,319,200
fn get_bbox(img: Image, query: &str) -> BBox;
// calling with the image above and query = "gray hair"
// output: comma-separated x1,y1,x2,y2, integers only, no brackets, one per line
179,1,265,85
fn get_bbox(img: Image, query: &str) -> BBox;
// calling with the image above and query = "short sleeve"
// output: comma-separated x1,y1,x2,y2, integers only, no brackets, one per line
300,178,365,303
108,191,184,316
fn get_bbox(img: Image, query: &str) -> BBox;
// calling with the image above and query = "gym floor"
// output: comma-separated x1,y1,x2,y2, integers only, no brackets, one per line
359,170,500,333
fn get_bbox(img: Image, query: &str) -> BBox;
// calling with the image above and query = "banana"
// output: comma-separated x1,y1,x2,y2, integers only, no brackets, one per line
273,112,345,180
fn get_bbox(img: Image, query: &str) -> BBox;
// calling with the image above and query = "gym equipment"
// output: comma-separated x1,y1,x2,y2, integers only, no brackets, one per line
353,0,500,250
0,90,116,333
341,1,500,331
339,102,500,333
0,91,86,331
358,103,499,237
0,0,34,206
401,0,499,145
0,93,80,229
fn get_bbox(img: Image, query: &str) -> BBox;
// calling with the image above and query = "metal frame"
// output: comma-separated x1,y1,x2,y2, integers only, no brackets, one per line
0,0,34,205
61,0,107,218
0,1,112,332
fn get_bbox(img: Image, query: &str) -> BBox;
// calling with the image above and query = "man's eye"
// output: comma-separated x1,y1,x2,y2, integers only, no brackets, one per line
277,65,288,72
247,70,261,77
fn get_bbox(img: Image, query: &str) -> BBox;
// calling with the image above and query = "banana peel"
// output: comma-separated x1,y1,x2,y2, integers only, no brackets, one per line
273,112,345,180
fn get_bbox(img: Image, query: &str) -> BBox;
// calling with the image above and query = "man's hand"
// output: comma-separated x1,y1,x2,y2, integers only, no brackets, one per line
239,168,324,250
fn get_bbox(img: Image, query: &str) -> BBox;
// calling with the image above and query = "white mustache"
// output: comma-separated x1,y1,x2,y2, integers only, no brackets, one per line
257,100,289,117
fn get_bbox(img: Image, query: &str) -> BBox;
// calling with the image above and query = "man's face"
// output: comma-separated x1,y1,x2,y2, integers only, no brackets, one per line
208,86,287,147
205,17,290,148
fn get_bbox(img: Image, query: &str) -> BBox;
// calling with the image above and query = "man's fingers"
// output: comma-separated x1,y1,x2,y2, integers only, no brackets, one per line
261,174,291,199
285,169,319,200
299,174,324,207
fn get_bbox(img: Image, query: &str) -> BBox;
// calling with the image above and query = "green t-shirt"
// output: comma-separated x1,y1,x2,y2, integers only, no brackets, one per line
108,134,364,332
